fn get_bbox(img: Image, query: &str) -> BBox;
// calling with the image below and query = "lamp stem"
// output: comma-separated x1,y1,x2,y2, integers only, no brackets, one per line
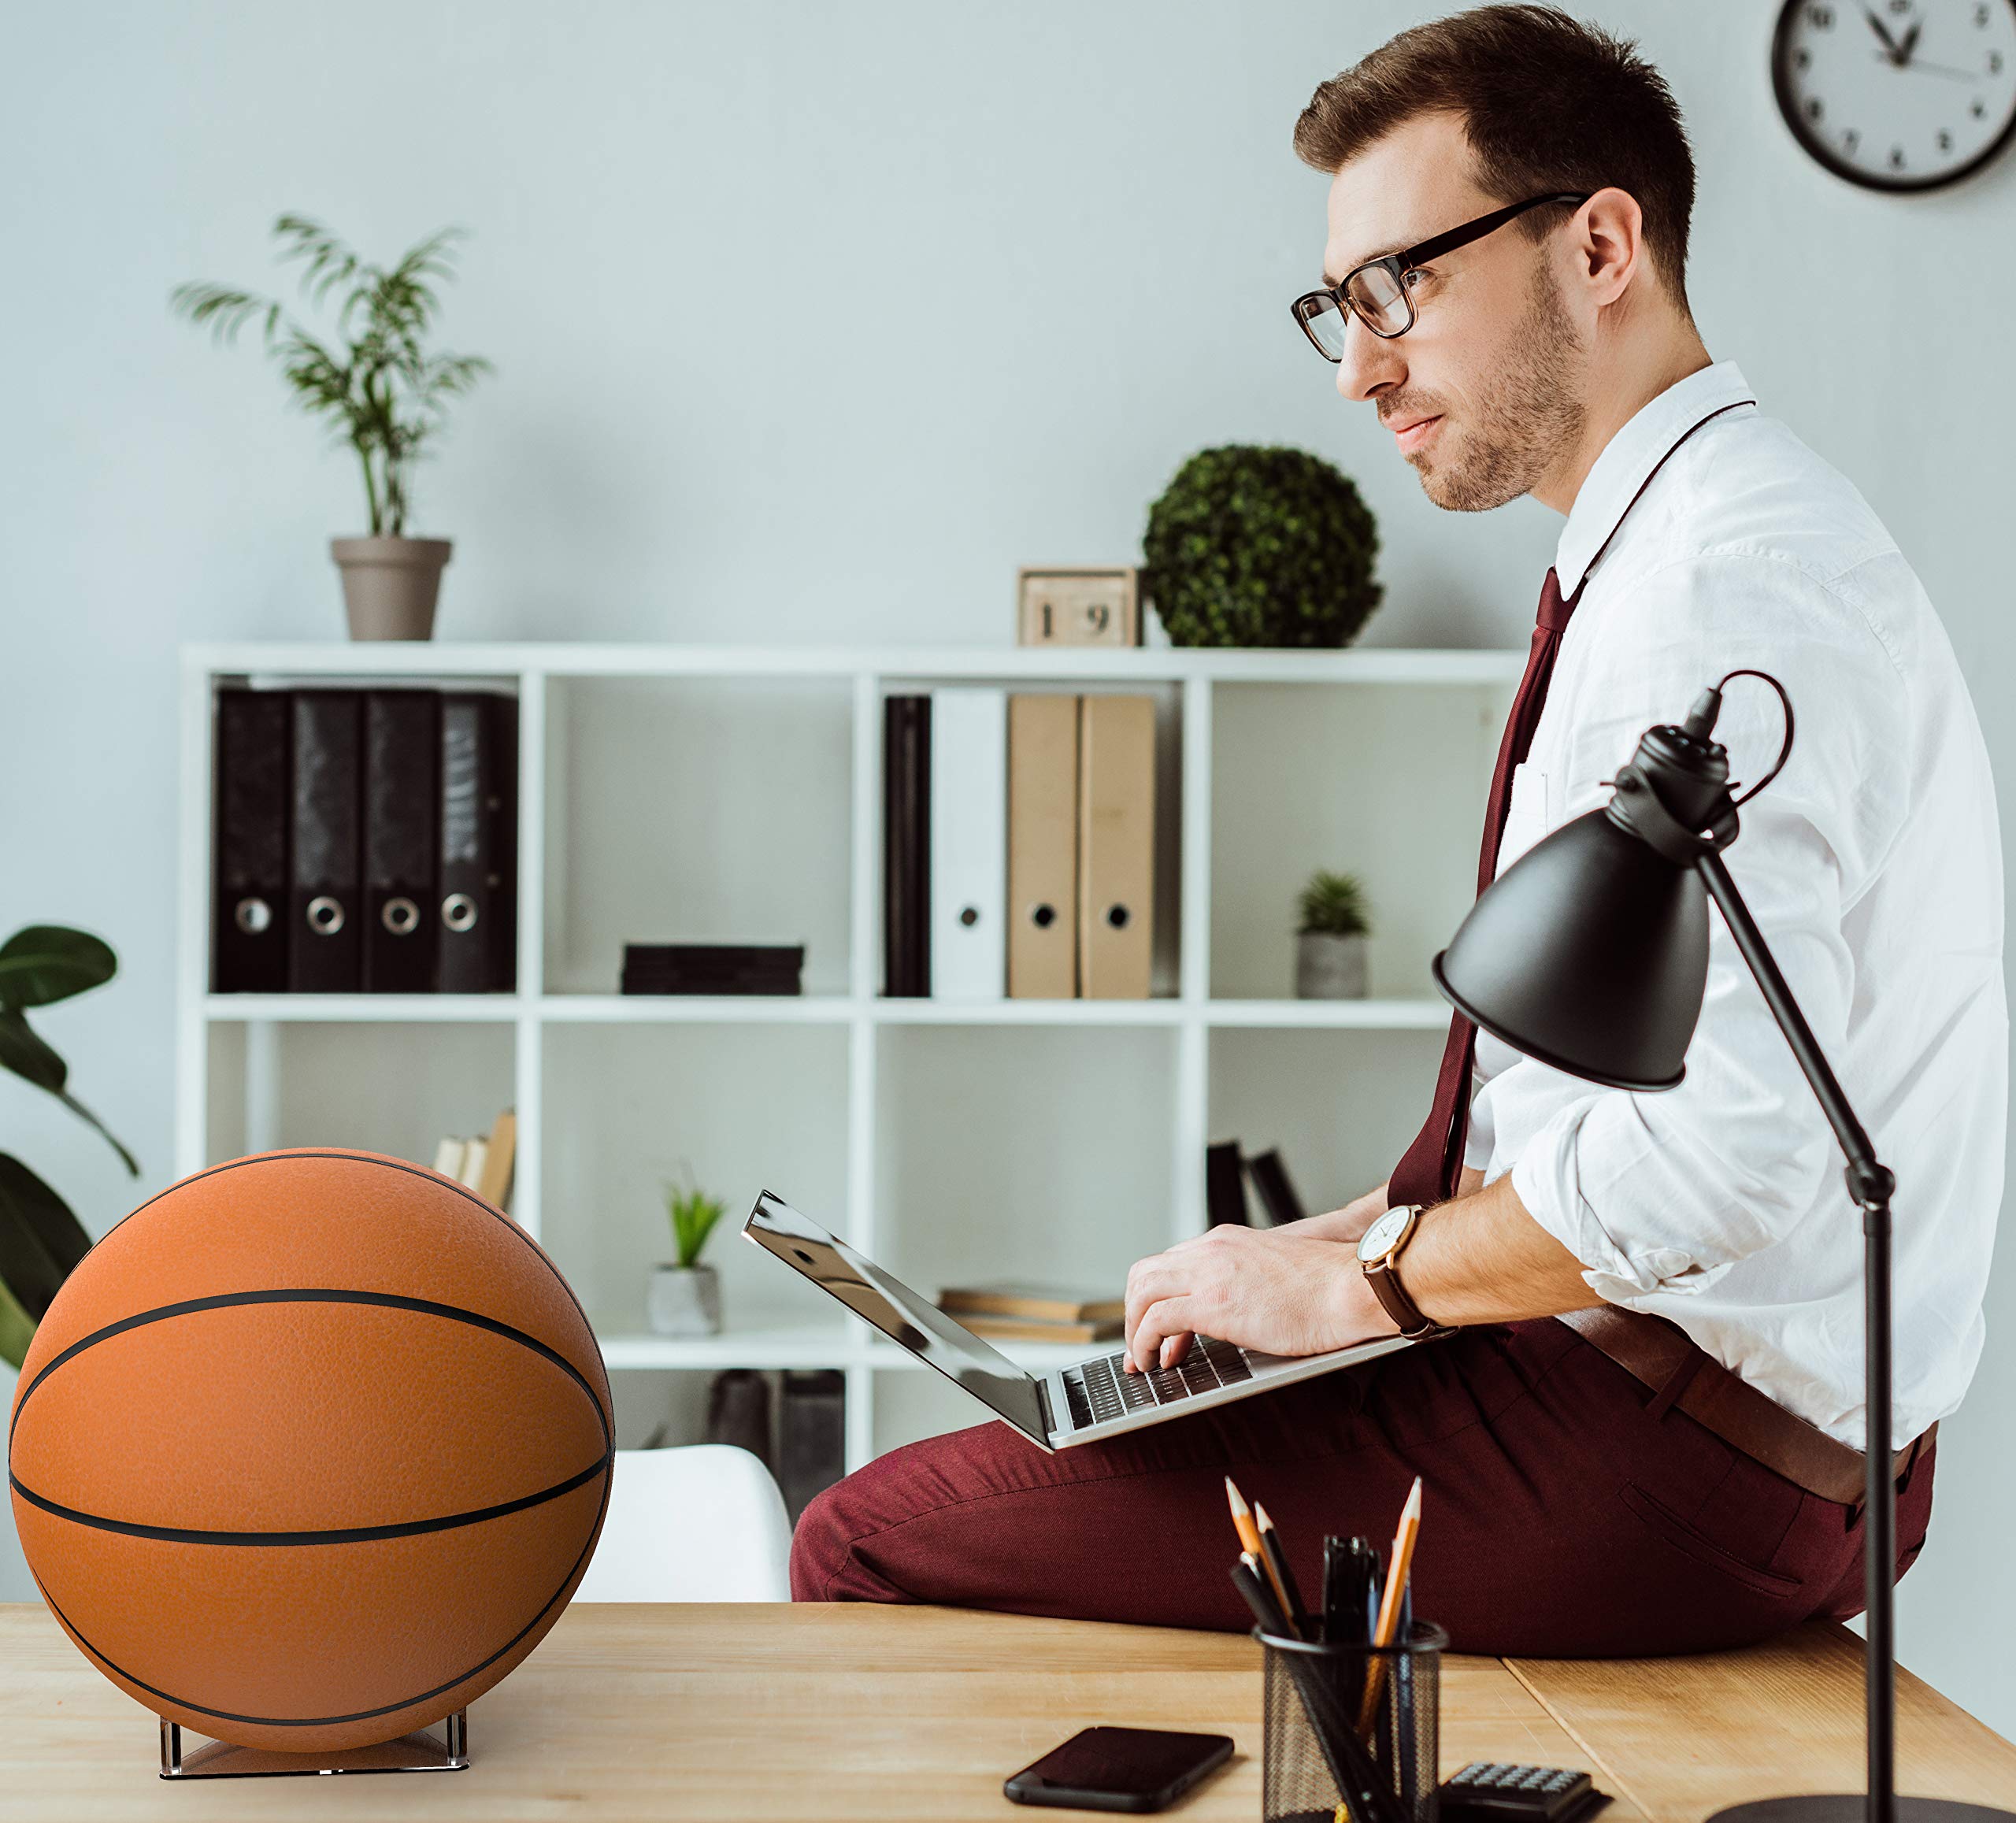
1695,850,1898,1821
1866,1197,1895,1823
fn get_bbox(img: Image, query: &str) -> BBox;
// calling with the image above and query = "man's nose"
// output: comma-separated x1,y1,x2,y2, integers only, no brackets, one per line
1336,310,1404,403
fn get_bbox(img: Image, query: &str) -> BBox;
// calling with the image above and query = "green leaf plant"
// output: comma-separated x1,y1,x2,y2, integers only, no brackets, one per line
663,1169,728,1272
1296,869,1373,939
170,215,495,538
0,926,139,1369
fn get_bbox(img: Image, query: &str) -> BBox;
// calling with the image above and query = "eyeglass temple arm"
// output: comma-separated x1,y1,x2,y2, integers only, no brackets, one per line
1399,191,1592,270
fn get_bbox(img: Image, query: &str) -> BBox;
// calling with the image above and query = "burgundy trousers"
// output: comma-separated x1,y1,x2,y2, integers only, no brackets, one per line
790,1317,1936,1657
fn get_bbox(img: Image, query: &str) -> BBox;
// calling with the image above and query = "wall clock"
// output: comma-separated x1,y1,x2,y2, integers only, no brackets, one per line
1773,0,2016,190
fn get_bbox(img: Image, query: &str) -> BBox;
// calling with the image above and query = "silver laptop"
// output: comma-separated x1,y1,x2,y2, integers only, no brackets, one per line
743,1189,1412,1452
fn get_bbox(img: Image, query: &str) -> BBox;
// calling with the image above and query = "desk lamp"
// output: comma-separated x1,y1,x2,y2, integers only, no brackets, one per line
1430,670,2009,1823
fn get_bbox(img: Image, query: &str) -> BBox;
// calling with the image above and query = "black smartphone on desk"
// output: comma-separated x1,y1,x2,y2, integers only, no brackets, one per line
1004,1726,1235,1812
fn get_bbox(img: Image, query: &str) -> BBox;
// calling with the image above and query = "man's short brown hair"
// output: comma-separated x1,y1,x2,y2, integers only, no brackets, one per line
1293,5,1695,304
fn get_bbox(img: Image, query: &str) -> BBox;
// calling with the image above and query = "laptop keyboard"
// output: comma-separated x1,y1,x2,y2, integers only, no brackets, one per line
1059,1336,1254,1431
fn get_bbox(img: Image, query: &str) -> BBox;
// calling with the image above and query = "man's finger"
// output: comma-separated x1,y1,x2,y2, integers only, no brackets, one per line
1132,1295,1195,1373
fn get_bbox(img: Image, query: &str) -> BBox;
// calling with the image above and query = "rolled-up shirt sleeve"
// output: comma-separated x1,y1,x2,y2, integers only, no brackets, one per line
1496,550,1904,1303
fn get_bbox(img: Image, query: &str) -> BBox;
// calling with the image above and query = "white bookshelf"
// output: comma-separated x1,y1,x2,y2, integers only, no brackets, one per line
176,642,1521,1472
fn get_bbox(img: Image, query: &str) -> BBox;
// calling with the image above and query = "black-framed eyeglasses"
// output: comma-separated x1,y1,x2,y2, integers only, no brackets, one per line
1290,191,1591,359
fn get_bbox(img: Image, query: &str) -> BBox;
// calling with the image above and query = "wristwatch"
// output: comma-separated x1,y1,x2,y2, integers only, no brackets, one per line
1355,1203,1457,1342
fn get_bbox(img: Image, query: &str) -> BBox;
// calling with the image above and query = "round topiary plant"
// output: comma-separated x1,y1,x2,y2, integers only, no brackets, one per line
1141,444,1381,648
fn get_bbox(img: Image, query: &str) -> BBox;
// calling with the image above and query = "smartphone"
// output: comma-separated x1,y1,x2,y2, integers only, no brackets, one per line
1003,1725,1235,1813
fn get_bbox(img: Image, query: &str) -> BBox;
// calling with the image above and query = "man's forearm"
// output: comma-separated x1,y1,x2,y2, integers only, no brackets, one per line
1402,1169,1605,1325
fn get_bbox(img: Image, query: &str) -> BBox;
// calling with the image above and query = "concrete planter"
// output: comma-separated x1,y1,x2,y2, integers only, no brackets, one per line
647,1263,722,1338
1295,931,1369,999
331,536,452,640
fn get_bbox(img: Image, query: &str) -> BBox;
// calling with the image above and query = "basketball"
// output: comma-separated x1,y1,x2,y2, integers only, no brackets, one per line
6,1147,613,1753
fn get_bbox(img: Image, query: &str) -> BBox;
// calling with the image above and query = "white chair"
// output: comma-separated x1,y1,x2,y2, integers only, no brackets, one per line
571,1444,794,1602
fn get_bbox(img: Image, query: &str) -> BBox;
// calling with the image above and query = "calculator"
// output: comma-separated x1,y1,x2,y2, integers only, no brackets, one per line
1436,1762,1606,1823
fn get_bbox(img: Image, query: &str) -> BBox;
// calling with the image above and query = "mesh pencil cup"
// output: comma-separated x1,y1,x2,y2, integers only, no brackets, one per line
1258,1619,1447,1823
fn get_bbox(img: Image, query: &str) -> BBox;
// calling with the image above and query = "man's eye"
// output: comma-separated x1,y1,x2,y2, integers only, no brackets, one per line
1402,267,1429,290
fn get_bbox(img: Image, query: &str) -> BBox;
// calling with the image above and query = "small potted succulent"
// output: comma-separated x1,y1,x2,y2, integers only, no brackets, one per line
171,214,495,641
646,1171,728,1338
1295,869,1372,999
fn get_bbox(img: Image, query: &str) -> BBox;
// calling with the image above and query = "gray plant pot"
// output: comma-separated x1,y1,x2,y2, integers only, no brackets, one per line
331,536,452,640
1295,931,1369,999
647,1263,723,1338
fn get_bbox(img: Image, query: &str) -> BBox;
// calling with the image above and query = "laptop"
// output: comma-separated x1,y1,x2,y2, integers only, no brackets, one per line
743,1189,1412,1452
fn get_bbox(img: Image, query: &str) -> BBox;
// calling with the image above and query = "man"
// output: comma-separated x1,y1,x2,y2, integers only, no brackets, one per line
791,6,2004,1655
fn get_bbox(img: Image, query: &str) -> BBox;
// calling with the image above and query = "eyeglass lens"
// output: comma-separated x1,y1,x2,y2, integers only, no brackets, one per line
1299,265,1410,358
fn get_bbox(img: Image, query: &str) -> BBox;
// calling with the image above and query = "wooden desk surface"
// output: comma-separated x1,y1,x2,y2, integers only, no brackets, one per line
3,1603,2011,1821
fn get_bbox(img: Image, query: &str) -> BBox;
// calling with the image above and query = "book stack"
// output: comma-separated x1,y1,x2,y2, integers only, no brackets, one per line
213,687,517,995
937,1281,1126,1343
430,1108,518,1214
883,690,1156,1002
620,943,805,995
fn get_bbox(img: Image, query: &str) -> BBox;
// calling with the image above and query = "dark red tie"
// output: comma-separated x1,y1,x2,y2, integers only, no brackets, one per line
1386,566,1583,1209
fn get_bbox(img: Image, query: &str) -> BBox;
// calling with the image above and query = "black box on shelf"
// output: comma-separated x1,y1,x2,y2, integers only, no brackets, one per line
620,943,805,996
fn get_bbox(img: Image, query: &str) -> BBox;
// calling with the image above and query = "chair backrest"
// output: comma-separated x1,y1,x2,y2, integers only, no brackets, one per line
571,1444,793,1602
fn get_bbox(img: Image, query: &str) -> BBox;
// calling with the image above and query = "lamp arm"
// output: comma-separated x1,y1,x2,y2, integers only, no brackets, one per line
1694,847,1898,1823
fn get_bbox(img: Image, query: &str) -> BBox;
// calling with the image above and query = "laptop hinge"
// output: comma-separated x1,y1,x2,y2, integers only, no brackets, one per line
1036,1377,1058,1436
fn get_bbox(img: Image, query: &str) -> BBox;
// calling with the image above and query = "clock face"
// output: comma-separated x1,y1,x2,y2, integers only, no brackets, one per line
1773,0,2016,190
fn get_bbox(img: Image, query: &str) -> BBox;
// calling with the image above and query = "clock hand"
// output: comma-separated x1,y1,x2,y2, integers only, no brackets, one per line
1899,18,1922,64
1870,49,1992,80
1861,5,1905,62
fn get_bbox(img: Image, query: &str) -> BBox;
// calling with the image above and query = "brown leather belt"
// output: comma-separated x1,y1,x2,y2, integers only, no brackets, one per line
1556,1306,1931,1508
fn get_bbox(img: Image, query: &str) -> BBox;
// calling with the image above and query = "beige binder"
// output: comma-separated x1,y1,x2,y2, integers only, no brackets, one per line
1077,695,1154,999
1008,695,1080,998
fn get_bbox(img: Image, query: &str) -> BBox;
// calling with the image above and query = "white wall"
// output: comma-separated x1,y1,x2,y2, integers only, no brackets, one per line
5,0,2014,1732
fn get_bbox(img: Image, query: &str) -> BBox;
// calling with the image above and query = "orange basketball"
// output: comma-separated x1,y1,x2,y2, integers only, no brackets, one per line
7,1148,612,1753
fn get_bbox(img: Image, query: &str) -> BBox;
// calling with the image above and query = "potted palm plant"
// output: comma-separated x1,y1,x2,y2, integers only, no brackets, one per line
1295,869,1373,999
647,1172,728,1338
171,214,495,640
0,926,139,1371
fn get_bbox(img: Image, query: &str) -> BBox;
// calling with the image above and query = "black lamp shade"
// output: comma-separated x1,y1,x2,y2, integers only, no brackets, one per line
1431,806,1712,1092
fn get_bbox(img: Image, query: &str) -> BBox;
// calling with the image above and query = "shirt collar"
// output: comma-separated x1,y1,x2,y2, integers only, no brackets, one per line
1554,359,1758,598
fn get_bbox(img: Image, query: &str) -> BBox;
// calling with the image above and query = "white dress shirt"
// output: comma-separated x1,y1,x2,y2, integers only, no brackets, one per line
1463,360,2007,1451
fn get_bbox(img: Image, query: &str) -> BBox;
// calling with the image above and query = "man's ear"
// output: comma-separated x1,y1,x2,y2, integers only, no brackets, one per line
1572,185,1646,309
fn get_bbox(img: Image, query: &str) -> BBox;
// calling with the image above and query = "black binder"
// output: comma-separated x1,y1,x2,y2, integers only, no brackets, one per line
1243,1147,1310,1228
777,1368,847,1525
437,692,518,994
1206,1139,1249,1227
881,695,931,996
287,691,363,993
214,688,291,993
363,691,442,994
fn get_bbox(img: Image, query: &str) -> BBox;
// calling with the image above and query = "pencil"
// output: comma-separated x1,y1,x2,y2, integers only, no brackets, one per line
1254,1502,1310,1634
1370,1477,1421,1649
1357,1477,1423,1735
1225,1477,1297,1628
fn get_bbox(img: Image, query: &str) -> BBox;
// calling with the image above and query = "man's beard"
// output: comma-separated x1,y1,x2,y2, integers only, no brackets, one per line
1395,264,1586,513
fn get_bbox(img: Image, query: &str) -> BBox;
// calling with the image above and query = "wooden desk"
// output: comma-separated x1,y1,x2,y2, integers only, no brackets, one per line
3,1603,2011,1820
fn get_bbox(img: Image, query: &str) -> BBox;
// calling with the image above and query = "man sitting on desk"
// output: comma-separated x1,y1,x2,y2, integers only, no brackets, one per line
791,5,2005,1654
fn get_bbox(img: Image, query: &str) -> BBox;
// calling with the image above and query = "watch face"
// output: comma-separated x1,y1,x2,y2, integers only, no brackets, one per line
1357,1206,1412,1263
1773,0,2016,191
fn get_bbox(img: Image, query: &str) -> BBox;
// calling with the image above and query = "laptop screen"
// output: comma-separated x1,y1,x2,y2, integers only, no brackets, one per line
743,1191,1052,1444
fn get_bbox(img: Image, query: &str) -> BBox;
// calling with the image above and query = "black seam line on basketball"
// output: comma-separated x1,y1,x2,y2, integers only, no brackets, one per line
27,1460,608,1732
9,1449,611,1547
79,1149,603,1381
10,1285,610,1458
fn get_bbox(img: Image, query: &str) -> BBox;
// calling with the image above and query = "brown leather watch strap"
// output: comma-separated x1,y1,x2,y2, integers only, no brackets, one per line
1557,1305,1931,1507
1363,1210,1456,1343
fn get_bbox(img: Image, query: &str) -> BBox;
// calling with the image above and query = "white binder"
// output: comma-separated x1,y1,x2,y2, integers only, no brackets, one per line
929,687,1007,1000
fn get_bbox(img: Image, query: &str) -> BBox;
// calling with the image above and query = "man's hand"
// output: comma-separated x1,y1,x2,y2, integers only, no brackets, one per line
1122,1223,1399,1373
